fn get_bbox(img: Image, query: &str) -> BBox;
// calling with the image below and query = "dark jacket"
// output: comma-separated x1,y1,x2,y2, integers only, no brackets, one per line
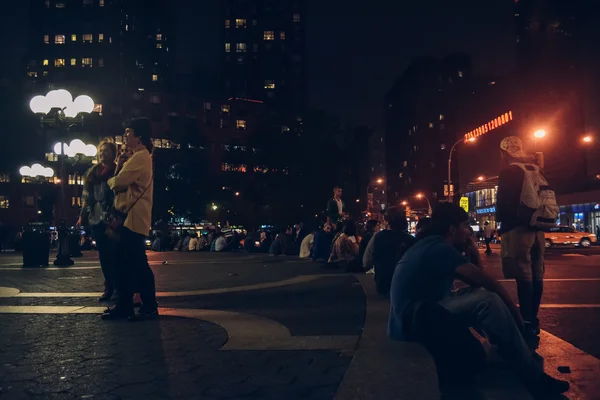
358,231,374,265
326,198,344,222
312,230,334,261
372,230,415,296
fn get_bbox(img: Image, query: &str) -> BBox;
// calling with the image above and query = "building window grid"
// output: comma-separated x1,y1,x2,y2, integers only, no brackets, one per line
54,58,66,67
55,35,65,44
264,80,275,89
225,19,230,29
98,58,104,67
264,31,275,40
44,35,49,44
152,74,158,81
0,195,9,209
235,19,247,28
236,120,246,129
293,13,301,22
71,34,76,41
83,34,93,43
236,43,247,53
70,58,76,66
99,0,104,6
98,33,104,43
225,43,231,53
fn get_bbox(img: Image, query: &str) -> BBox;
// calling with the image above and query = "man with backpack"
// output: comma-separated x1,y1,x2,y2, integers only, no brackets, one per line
497,136,559,349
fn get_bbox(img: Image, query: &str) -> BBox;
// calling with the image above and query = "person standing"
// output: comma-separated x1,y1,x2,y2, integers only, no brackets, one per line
102,118,157,321
497,136,553,348
483,221,493,255
77,139,117,302
326,186,346,225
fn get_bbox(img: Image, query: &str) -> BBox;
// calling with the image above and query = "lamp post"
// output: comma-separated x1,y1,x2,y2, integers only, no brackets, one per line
416,193,432,216
447,138,475,202
366,177,384,213
30,89,95,266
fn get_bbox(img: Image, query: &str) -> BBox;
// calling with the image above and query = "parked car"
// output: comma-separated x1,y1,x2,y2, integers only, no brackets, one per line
544,226,597,248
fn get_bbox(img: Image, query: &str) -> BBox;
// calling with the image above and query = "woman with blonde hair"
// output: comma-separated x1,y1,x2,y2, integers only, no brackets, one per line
77,138,118,302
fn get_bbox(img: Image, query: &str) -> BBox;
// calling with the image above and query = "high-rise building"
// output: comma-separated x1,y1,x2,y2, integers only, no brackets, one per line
221,0,306,113
24,0,174,134
384,54,473,209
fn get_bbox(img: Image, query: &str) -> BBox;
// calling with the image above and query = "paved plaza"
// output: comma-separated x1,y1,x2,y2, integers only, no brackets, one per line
0,247,599,399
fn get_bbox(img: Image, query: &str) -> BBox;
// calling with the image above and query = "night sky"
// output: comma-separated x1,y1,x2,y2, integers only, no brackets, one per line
1,0,515,130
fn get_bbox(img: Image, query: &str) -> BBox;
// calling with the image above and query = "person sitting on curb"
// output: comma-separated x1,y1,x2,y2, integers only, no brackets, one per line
388,202,569,397
312,224,334,262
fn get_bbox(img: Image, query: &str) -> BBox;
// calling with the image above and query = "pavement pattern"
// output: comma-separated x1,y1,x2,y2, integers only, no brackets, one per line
0,246,599,399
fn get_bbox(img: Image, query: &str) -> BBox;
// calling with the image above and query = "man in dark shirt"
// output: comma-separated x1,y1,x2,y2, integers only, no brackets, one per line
497,136,545,349
388,203,568,397
326,186,346,225
366,207,415,296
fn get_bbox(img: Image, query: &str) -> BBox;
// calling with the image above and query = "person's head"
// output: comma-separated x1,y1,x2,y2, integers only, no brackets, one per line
97,138,117,165
500,136,528,164
365,219,379,233
429,202,470,247
285,226,293,235
323,224,333,233
124,118,153,152
343,220,357,237
384,207,408,232
333,186,342,198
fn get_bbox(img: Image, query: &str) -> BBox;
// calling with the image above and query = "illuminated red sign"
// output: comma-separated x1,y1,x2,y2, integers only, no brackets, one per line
464,111,513,141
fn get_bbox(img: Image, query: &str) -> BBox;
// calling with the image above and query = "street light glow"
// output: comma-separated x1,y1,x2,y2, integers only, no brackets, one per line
416,193,423,199
401,201,408,206
467,137,476,142
29,90,95,116
534,129,547,138
376,178,383,184
234,192,240,196
356,199,360,203
583,136,593,143
477,176,485,181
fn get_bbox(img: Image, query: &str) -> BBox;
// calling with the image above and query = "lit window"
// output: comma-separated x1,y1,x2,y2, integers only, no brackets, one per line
70,58,76,66
457,70,463,78
264,31,275,40
428,122,434,128
225,43,230,52
43,71,48,76
264,80,275,89
439,114,444,120
56,2,65,7
293,12,301,22
98,33,104,43
156,33,162,41
236,19,247,28
82,57,92,67
71,34,76,41
83,34,93,43
236,43,247,53
156,43,162,49
0,195,9,209
98,58,104,67
225,19,230,29
152,74,158,81
44,35,49,44
221,105,230,113
43,59,49,66
150,95,160,104
72,197,82,207
99,0,104,6
280,31,286,40
236,119,246,129
27,71,38,78
204,102,211,110
93,104,102,113
55,35,65,44
0,174,9,183
403,161,407,167
54,58,65,67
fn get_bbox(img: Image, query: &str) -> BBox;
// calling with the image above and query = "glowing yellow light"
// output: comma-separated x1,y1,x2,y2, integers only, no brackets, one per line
534,129,546,138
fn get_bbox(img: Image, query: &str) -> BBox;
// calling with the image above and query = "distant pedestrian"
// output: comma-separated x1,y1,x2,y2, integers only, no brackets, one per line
483,221,493,254
326,186,347,225
299,230,316,258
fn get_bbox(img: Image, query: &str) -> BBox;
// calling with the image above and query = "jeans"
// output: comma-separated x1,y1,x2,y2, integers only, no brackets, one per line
91,223,116,294
438,288,542,382
115,227,157,313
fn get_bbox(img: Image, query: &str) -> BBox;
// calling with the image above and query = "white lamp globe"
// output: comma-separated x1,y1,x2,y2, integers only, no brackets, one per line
43,167,54,178
69,139,86,154
64,103,79,118
84,144,97,157
19,166,32,177
65,144,76,158
46,89,72,109
31,163,44,176
73,95,94,114
53,142,64,155
30,95,50,114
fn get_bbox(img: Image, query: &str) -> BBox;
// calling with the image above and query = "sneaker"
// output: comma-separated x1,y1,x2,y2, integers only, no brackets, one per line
528,373,570,398
101,306,134,320
128,307,159,322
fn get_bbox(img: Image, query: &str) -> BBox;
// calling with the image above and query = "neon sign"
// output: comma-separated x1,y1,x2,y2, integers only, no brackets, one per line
464,111,513,141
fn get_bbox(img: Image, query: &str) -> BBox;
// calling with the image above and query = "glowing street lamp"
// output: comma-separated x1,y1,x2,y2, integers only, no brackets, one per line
416,193,432,216
401,201,408,206
533,129,547,139
19,164,54,179
582,135,600,145
447,137,476,202
29,89,95,267
477,176,485,181
366,177,385,213
212,204,218,211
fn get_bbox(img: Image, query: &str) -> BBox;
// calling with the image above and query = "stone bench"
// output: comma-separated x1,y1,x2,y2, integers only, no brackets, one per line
334,275,440,400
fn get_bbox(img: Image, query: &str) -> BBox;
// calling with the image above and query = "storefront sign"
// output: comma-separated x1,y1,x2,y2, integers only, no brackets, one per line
459,197,469,213
477,207,496,214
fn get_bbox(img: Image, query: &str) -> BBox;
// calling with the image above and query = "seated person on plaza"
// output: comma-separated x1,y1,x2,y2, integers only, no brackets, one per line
388,202,569,397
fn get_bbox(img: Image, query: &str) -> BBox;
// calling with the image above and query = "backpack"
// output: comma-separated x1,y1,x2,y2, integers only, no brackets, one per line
511,162,559,229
